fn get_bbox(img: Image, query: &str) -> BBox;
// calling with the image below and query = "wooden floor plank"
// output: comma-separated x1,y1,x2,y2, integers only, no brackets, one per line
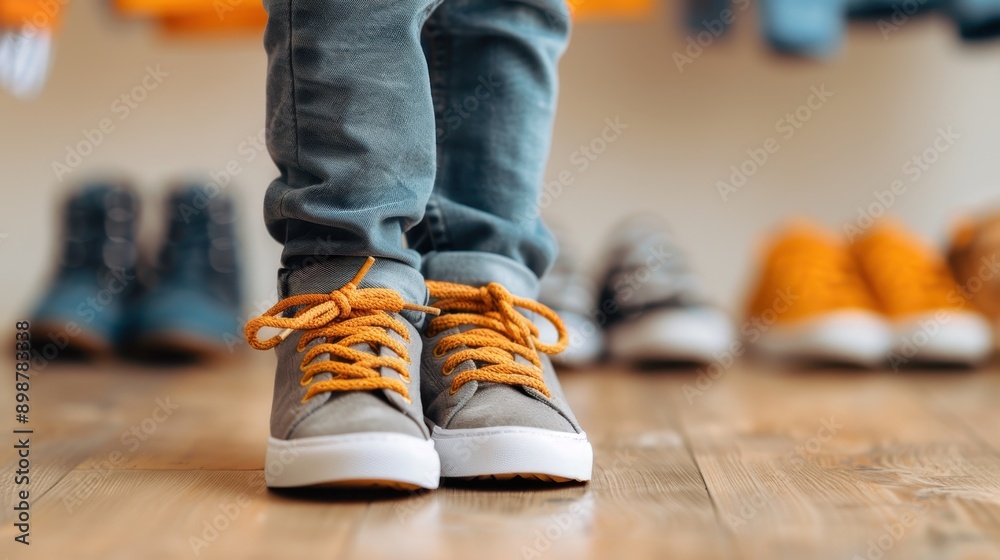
0,364,170,524
3,356,1000,559
676,363,1000,560
0,469,366,560
74,356,271,471
346,369,733,560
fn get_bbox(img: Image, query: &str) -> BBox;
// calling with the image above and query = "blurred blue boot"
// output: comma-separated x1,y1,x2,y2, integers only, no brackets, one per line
30,181,140,361
125,183,243,361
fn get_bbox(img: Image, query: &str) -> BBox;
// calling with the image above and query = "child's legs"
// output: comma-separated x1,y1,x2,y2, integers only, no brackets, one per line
408,0,571,297
263,0,442,303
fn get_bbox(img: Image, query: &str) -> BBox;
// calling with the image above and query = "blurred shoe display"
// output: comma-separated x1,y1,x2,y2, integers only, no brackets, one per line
760,0,847,58
597,216,735,364
948,0,1000,40
686,0,998,62
0,0,59,99
745,222,891,366
124,184,243,360
30,181,140,358
948,213,1000,322
538,228,604,367
854,221,993,365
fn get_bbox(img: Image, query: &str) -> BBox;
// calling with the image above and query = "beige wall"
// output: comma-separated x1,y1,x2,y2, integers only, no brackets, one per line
2,2,999,326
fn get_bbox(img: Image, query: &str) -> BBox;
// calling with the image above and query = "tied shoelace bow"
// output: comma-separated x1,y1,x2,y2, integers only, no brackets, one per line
424,281,569,398
244,258,439,403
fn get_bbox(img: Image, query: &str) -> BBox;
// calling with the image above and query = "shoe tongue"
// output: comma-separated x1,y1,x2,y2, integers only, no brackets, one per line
421,252,539,299
281,257,427,325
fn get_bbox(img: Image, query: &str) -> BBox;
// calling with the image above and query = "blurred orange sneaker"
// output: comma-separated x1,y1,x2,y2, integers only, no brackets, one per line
745,221,891,365
853,221,993,367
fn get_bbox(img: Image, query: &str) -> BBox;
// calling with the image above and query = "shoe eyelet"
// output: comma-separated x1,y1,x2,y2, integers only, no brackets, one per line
299,377,311,387
441,366,454,376
432,345,447,358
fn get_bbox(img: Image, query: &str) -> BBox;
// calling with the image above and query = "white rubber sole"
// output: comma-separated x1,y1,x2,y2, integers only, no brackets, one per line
606,307,735,363
265,432,440,490
754,310,892,366
892,311,994,364
432,426,593,482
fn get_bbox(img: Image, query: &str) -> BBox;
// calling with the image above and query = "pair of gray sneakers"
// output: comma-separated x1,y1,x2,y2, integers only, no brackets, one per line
246,258,593,490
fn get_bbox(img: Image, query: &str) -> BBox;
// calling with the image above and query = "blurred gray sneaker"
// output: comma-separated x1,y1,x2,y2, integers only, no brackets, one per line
538,229,604,367
420,253,593,482
597,216,735,363
245,258,441,490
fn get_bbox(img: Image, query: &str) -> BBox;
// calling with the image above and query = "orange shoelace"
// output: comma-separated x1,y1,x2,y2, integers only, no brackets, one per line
245,258,439,403
424,281,569,398
854,226,965,317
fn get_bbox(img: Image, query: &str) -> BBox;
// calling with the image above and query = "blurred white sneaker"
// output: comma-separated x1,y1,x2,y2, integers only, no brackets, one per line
754,310,893,366
539,227,604,367
596,216,735,364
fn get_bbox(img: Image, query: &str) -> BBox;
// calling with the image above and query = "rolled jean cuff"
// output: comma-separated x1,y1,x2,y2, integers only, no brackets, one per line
279,256,428,308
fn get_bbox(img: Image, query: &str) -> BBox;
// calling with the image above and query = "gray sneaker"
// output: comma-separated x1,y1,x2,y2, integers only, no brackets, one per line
246,258,441,490
419,255,593,482
597,216,735,363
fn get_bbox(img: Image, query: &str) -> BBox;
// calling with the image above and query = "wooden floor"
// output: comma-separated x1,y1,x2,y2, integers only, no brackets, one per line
2,356,1000,560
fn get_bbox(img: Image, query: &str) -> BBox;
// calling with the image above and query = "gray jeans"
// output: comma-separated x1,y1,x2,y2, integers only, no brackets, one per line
262,0,570,304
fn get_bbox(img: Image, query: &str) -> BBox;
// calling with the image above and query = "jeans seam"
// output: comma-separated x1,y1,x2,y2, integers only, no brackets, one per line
423,9,451,252
287,0,301,168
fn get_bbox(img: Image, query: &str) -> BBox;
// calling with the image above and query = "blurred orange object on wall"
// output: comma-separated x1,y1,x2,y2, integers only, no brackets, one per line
108,0,653,36
160,4,267,35
571,0,655,20
0,0,64,29
117,0,654,25
115,0,221,17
